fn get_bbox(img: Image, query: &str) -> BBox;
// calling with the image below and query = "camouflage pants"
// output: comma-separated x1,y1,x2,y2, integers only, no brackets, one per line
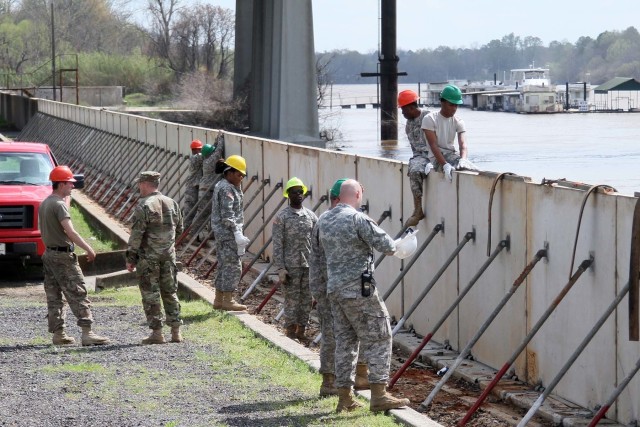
329,282,392,387
282,267,312,328
42,250,93,333
214,238,241,292
408,155,431,198
182,186,199,229
311,283,367,375
433,152,479,172
136,258,182,329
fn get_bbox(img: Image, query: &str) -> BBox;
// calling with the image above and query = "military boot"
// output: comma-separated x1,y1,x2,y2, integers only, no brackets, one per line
404,194,425,228
285,324,297,339
369,383,410,412
219,291,247,311
52,328,76,345
295,324,309,344
319,373,338,397
141,328,166,345
81,326,111,346
213,288,225,309
354,363,370,390
336,387,363,413
171,326,183,343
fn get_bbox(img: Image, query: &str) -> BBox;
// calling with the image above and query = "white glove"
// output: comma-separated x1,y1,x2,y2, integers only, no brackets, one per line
424,162,434,176
237,246,246,256
234,230,250,247
457,158,479,171
443,163,454,182
278,269,288,284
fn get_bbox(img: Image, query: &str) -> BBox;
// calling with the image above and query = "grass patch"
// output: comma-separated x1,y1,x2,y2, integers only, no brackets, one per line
41,362,107,374
69,203,120,253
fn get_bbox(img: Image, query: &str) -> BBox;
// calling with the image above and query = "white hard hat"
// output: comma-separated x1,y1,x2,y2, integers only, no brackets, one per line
394,228,419,259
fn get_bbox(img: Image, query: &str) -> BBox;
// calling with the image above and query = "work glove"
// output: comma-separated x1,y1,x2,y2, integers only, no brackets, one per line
424,162,434,176
457,158,479,171
237,246,246,256
278,269,288,284
443,163,454,182
234,230,250,247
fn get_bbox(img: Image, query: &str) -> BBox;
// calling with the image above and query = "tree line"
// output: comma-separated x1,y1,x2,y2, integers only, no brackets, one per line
318,27,640,85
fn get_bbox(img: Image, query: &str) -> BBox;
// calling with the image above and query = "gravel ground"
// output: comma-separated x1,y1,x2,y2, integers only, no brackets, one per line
0,287,330,427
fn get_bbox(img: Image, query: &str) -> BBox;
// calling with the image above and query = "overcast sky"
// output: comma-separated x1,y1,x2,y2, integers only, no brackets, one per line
205,0,640,52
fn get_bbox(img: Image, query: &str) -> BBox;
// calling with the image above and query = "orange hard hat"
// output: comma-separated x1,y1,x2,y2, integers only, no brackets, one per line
398,90,419,107
49,165,76,182
190,139,203,149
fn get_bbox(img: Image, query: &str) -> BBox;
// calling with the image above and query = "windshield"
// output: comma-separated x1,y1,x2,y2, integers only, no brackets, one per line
0,152,54,185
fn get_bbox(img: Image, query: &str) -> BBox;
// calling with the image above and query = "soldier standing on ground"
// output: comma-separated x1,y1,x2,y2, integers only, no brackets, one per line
398,89,431,227
126,171,184,345
421,84,479,182
39,165,111,346
182,139,203,230
309,178,371,398
272,177,317,342
317,179,410,413
211,155,250,311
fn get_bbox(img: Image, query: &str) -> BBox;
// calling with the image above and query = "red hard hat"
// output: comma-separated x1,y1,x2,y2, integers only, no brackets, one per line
49,165,76,182
398,90,419,107
190,139,203,149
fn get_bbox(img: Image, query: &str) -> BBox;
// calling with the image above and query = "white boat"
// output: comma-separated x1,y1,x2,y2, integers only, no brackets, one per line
509,68,563,113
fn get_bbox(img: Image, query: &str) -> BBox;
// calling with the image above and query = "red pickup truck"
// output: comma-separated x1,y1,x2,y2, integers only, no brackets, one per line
0,142,59,264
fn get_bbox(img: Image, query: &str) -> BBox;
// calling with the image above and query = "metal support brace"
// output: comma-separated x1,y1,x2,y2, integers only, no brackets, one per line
244,179,270,212
390,228,474,335
254,278,281,314
241,261,273,301
587,356,640,427
246,197,287,249
243,181,283,231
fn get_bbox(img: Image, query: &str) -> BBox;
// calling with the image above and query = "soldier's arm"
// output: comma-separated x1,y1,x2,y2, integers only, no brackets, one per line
61,218,96,262
126,205,147,265
355,214,395,255
174,200,184,237
272,213,285,270
219,189,238,230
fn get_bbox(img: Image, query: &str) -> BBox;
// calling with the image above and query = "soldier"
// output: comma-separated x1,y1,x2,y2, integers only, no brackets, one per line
182,139,203,230
317,179,409,413
211,155,250,311
39,165,111,346
272,177,317,342
126,171,184,344
398,89,431,227
309,178,370,397
192,136,224,239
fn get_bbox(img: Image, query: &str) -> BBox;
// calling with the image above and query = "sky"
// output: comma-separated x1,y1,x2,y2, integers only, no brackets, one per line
204,0,640,53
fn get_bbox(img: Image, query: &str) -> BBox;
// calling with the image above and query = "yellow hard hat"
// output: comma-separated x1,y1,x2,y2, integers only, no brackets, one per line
223,155,247,175
283,177,308,198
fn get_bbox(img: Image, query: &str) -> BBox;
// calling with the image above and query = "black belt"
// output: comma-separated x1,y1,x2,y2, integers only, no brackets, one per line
47,245,74,252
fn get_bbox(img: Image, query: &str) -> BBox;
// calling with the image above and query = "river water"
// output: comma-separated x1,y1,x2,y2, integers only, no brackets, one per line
320,84,640,195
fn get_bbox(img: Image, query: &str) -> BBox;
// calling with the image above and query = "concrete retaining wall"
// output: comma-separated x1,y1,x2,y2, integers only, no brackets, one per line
13,97,640,424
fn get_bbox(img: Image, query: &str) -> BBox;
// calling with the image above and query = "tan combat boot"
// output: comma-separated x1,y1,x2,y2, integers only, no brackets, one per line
220,291,247,311
369,383,410,412
336,387,363,413
171,326,183,343
404,194,425,228
52,328,76,345
285,324,297,339
319,373,338,397
295,325,309,344
81,326,111,346
354,363,370,390
141,328,166,345
213,289,225,309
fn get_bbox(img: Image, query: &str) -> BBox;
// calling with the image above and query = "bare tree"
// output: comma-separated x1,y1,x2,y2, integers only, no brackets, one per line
146,0,180,70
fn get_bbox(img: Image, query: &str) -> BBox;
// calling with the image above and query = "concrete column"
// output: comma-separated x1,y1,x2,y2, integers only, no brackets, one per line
233,0,253,99
249,0,322,146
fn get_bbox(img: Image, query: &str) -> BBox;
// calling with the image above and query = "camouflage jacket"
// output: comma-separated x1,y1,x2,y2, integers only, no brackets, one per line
199,144,224,189
406,109,430,157
211,178,243,241
186,153,203,188
309,211,328,295
272,205,318,270
127,191,183,263
317,203,395,294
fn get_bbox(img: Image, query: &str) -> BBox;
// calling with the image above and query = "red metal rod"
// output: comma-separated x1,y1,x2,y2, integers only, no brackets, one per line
254,281,280,314
458,363,510,426
185,234,213,266
203,260,218,279
389,332,434,388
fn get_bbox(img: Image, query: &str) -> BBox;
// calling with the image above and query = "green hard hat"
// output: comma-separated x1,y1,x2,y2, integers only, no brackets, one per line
330,178,347,198
440,84,463,105
201,144,215,158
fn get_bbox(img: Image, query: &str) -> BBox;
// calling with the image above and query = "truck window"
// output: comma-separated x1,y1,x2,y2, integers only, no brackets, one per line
0,153,54,185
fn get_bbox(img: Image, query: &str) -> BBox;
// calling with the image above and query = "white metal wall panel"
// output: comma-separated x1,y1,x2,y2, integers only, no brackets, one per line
315,150,356,219
176,125,191,157
458,173,529,377
165,123,179,153
146,120,159,151
241,137,268,254
204,129,219,146
88,109,98,129
355,155,404,317
405,169,460,347
527,185,617,408
614,195,640,424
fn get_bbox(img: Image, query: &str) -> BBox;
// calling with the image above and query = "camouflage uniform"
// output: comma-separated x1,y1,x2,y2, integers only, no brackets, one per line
193,140,224,233
272,205,317,329
406,109,432,198
317,203,396,388
211,178,243,292
183,153,203,229
127,184,184,330
39,194,94,333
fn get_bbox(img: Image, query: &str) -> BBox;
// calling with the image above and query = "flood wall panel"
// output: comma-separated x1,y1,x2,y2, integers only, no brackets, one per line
241,137,268,254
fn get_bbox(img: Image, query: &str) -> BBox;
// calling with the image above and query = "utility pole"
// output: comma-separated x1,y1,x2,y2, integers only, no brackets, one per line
360,0,406,141
50,1,56,101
